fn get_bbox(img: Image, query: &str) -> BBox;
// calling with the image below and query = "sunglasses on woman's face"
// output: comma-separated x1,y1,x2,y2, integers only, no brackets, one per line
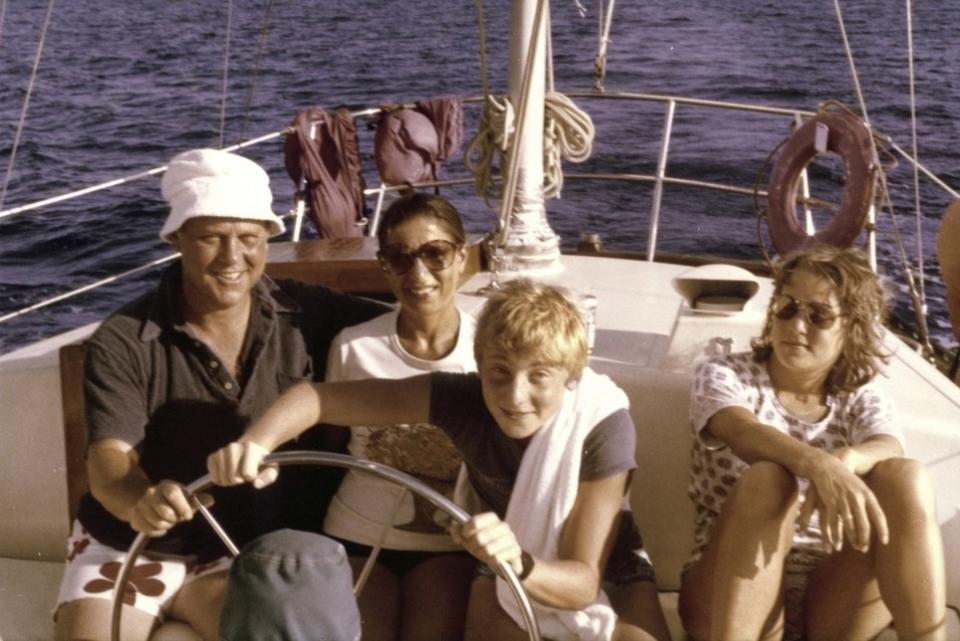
770,294,843,330
377,239,461,275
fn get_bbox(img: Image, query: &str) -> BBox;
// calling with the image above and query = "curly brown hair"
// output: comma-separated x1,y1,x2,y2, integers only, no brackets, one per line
751,245,889,394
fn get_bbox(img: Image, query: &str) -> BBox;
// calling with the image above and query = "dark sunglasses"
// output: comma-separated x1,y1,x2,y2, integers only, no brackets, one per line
377,239,461,275
771,294,843,330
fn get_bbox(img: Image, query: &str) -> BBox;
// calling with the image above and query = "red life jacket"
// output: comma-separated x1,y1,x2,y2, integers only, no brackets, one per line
284,107,367,238
373,96,463,187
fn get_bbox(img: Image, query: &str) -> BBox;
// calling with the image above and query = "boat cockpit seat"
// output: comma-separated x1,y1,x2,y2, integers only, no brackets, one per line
58,343,957,641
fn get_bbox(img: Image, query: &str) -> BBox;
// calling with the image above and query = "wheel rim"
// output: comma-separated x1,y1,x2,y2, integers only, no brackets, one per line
110,451,541,641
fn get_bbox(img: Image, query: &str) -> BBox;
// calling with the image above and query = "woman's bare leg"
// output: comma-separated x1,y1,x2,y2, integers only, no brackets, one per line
610,579,672,641
150,621,204,641
871,459,946,641
400,554,474,641
350,557,400,641
168,570,227,641
55,598,159,641
678,461,799,641
805,458,946,641
463,575,530,641
55,572,224,641
803,544,890,641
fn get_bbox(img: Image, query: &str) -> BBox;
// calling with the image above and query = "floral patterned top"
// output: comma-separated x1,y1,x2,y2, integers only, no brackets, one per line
687,352,903,559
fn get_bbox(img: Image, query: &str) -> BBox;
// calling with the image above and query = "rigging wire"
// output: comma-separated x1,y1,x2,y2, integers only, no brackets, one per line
905,0,927,314
0,204,299,326
218,0,234,149
546,1,554,93
0,253,180,325
238,0,275,144
495,0,549,247
592,0,616,92
473,0,490,100
541,1,595,199
752,137,789,269
464,0,515,206
832,1,869,124
596,0,603,87
0,0,56,212
0,129,286,222
537,1,595,199
831,0,932,353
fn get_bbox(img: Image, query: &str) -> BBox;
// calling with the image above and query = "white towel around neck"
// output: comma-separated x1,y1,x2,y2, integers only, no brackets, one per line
496,367,630,641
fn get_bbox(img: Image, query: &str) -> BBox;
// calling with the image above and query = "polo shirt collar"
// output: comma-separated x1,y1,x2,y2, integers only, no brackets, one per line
138,262,300,342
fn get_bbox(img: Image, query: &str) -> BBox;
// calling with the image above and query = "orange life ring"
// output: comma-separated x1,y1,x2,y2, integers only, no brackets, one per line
766,111,877,255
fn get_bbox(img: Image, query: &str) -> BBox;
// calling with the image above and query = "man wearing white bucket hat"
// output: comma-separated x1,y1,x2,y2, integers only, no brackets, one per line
54,149,387,641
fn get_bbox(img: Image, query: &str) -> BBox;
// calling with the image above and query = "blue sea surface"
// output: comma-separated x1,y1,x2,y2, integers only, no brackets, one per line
0,0,958,353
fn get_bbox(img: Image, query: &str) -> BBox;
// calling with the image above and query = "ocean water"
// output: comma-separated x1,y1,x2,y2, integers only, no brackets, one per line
0,0,958,354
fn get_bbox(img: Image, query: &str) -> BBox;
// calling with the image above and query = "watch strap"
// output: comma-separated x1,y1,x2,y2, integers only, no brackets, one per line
517,550,535,580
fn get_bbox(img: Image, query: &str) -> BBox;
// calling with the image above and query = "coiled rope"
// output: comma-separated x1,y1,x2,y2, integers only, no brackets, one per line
463,94,514,207
541,6,594,199
465,0,595,210
464,0,510,207
543,92,594,198
592,0,616,91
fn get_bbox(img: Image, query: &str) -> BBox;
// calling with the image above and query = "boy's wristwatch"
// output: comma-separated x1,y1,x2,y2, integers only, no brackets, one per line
517,550,535,580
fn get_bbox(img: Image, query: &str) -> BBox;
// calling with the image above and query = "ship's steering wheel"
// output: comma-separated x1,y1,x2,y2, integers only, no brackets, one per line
110,451,541,641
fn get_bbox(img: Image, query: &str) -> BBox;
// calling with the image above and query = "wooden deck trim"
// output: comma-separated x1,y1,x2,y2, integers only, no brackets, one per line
266,234,485,295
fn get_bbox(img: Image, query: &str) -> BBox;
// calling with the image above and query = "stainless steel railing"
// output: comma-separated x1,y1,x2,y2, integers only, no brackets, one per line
1,90,955,332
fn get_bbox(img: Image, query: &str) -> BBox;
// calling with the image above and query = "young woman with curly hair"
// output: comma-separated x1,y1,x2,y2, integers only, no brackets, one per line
679,245,946,641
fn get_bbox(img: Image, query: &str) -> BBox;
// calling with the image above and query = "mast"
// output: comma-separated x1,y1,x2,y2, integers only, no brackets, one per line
500,0,562,273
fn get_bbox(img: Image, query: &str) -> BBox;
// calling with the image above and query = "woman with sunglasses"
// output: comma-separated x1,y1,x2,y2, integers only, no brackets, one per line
678,246,945,641
322,192,476,641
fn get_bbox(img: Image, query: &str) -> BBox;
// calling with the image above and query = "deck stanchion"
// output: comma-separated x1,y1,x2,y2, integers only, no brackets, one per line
367,183,388,238
647,99,676,261
794,112,815,236
290,122,316,242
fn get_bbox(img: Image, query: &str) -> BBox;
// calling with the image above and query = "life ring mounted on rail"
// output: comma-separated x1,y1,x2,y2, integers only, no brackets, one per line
766,110,878,256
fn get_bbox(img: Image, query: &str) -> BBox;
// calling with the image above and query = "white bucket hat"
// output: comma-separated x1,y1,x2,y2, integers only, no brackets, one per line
159,148,285,241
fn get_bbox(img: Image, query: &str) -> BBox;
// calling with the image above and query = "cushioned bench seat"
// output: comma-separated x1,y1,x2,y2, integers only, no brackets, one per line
0,558,63,641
